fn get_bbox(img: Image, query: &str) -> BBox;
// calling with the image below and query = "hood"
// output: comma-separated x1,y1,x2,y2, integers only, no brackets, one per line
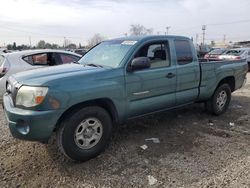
12,64,106,85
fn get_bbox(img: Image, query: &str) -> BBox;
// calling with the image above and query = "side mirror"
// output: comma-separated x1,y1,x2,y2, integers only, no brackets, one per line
129,57,150,72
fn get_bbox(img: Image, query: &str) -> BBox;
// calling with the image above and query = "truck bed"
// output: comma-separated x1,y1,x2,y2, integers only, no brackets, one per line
198,59,248,101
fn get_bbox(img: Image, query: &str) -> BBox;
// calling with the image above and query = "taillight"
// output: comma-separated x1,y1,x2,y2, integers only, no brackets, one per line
234,56,241,60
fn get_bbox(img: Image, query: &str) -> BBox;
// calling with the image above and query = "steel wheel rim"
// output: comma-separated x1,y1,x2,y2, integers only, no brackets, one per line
216,90,227,111
74,118,103,149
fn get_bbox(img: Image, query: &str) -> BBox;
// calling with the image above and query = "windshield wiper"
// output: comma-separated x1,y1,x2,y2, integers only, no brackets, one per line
84,63,103,68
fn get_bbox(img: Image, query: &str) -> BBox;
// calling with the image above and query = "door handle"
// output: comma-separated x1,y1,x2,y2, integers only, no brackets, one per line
166,72,175,78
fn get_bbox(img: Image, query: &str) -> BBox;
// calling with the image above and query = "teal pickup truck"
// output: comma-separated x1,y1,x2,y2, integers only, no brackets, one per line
3,36,248,161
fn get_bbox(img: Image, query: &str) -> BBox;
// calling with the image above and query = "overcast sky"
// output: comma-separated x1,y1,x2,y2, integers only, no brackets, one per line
0,0,250,46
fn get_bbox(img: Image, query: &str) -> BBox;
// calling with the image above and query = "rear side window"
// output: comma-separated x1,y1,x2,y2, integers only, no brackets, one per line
225,50,243,55
174,40,193,65
23,53,49,65
59,54,80,64
0,55,5,66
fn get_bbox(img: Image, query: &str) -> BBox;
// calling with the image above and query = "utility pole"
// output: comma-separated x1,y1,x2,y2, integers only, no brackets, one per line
202,25,206,45
29,36,31,48
63,37,66,48
166,26,171,35
223,34,226,44
195,34,199,45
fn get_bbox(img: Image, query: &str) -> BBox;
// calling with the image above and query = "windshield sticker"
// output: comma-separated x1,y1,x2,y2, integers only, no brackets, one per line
121,41,137,45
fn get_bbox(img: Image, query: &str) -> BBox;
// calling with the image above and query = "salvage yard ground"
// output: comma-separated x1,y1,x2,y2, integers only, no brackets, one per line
0,74,250,187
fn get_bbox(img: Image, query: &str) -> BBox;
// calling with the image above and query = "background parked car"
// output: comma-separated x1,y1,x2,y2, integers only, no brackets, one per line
0,48,11,54
72,49,87,56
0,49,81,97
204,48,227,60
196,44,211,58
218,48,250,70
218,48,250,60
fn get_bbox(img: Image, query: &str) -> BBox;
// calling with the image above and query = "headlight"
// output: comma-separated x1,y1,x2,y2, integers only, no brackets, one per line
16,86,48,107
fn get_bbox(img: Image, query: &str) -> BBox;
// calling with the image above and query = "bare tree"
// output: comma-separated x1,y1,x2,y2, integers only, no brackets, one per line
87,34,105,48
129,24,153,36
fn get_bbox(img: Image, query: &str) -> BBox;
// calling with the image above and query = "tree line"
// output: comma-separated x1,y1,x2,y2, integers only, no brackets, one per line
6,24,153,51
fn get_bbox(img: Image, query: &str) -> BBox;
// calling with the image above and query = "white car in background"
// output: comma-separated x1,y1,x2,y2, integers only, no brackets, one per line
218,48,250,70
0,48,8,54
0,49,81,98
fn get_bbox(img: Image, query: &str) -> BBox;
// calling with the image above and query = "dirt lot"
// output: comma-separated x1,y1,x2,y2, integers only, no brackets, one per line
0,74,249,188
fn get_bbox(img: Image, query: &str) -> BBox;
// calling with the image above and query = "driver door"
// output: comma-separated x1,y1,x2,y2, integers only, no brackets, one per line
125,41,176,118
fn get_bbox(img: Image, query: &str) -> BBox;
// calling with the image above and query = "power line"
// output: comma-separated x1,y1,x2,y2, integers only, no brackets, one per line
207,19,250,26
0,25,84,39
171,19,250,33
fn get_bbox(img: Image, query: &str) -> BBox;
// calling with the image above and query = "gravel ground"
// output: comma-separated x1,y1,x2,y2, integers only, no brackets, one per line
0,74,249,188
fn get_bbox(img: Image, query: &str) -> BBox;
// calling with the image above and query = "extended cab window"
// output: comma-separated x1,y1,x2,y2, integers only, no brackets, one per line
135,42,170,68
174,40,193,65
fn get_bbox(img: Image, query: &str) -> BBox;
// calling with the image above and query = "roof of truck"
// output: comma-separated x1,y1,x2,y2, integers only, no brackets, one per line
107,35,190,42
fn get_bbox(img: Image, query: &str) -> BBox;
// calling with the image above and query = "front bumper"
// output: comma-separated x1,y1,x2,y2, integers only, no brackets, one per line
3,94,64,142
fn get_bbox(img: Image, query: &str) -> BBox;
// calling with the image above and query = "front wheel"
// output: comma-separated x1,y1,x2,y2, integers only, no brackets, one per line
57,106,113,162
206,84,231,115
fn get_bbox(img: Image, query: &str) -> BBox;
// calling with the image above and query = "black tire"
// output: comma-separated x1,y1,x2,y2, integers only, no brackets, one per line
57,106,113,162
205,84,231,115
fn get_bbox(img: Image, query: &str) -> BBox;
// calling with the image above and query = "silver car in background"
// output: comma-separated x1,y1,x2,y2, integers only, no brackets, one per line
218,48,250,60
218,48,250,70
0,49,81,97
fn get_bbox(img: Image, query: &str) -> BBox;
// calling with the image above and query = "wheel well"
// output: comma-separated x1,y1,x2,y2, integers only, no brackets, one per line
217,76,235,92
55,98,119,130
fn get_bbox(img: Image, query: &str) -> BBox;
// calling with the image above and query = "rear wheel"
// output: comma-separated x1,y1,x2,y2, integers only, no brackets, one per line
57,106,113,162
206,84,231,115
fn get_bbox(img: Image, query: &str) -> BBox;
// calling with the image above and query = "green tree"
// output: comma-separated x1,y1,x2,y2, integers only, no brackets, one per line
67,43,77,49
51,44,59,49
37,40,46,49
45,43,52,49
13,42,17,50
7,44,13,50
16,45,29,50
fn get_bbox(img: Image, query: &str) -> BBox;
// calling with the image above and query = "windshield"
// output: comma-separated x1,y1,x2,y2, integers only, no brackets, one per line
78,40,136,68
225,49,244,55
209,49,226,55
